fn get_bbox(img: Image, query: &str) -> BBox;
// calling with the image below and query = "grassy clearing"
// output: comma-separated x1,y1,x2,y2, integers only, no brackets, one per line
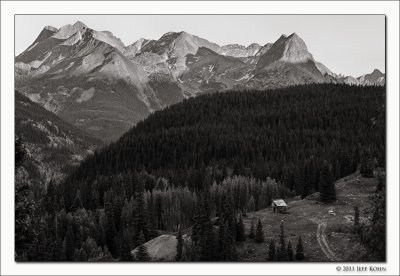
237,171,378,262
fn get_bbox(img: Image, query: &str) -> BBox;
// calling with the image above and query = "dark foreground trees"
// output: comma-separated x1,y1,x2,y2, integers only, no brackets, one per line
295,236,305,260
255,219,264,243
355,173,386,261
319,161,336,203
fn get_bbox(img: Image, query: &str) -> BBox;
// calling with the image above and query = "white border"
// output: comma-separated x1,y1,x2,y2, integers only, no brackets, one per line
1,1,399,275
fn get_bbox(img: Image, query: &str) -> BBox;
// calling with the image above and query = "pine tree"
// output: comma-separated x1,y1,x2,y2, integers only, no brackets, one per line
353,205,360,233
15,136,38,260
247,195,255,212
135,231,150,261
176,226,183,261
360,148,374,178
287,240,294,261
255,218,264,243
249,219,255,239
277,221,288,261
120,231,133,261
99,246,114,261
357,175,385,261
268,238,277,261
236,215,245,242
71,189,83,211
221,195,236,241
295,236,305,260
44,180,56,214
219,221,237,261
104,192,117,256
319,160,336,202
133,192,148,246
63,225,75,261
192,198,214,261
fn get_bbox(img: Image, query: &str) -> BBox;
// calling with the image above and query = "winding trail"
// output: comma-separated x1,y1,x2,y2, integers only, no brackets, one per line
316,222,340,261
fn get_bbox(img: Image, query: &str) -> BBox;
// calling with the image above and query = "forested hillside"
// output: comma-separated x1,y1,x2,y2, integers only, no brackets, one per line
65,83,385,196
15,91,101,185
16,83,385,261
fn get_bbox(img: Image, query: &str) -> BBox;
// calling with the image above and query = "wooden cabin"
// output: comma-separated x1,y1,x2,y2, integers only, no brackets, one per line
272,199,287,213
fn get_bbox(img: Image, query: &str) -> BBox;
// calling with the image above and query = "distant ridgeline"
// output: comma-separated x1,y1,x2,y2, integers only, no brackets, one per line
60,83,385,208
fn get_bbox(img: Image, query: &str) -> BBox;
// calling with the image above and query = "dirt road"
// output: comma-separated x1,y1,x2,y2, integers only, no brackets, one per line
316,222,340,261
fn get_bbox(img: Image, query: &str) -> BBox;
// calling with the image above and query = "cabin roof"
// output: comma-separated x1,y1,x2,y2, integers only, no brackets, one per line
272,199,287,207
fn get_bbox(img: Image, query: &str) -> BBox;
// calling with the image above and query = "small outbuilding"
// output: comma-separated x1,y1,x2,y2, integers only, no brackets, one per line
272,199,287,213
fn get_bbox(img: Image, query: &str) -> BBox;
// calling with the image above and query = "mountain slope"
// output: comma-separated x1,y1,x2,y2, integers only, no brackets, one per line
15,91,100,185
15,22,185,141
179,47,253,93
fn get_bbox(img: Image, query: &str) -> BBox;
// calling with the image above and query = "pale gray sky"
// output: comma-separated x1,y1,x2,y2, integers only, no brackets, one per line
15,15,385,77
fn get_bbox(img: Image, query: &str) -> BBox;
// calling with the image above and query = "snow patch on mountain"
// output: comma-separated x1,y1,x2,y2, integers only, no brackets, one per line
44,26,58,32
77,87,96,103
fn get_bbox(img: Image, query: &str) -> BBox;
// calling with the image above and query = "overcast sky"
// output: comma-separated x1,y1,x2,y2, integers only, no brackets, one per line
15,15,385,77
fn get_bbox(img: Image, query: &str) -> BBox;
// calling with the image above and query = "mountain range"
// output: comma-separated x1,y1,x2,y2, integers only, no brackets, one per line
15,21,385,142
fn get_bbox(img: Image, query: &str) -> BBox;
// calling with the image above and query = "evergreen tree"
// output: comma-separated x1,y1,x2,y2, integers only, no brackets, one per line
176,226,183,261
44,180,56,214
63,225,75,261
120,231,133,261
249,219,255,239
221,195,236,241
287,240,294,261
357,175,385,261
319,161,336,202
277,221,288,261
236,215,245,242
360,148,374,178
247,195,255,212
71,190,83,211
135,231,150,261
353,205,360,233
104,191,117,256
295,236,305,260
219,221,237,261
268,238,277,261
255,218,264,243
15,136,38,260
15,136,26,169
99,246,114,261
133,192,148,246
192,198,214,261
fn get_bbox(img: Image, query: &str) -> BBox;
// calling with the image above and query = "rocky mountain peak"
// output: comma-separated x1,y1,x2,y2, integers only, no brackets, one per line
371,68,384,75
281,32,312,62
247,43,261,49
73,21,87,29
357,68,385,85
279,34,288,40
52,21,88,39
256,32,313,71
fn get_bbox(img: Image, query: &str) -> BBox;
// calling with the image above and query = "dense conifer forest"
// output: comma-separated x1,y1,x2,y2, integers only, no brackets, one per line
15,83,386,261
